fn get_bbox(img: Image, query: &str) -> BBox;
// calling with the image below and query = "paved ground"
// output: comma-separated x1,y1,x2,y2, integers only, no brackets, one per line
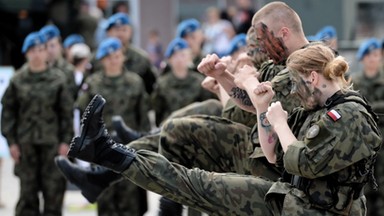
0,157,164,216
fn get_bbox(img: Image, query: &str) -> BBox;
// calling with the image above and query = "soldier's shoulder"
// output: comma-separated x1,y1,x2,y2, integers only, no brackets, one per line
12,67,28,80
47,67,68,81
350,73,364,82
86,72,103,82
155,73,173,88
128,46,150,59
325,96,368,124
124,70,143,80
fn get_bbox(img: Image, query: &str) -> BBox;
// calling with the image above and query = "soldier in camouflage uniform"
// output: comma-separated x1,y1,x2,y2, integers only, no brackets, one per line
39,25,80,100
1,32,73,216
98,12,157,94
75,37,150,216
161,18,206,75
177,19,206,72
151,38,216,126
352,38,384,216
67,42,381,215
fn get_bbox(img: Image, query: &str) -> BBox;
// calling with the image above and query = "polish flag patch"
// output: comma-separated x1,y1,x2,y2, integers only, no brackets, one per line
327,109,341,121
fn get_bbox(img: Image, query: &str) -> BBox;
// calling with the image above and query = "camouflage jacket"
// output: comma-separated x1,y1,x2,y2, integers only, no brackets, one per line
124,46,158,94
267,92,382,215
90,46,157,94
76,68,150,132
151,70,216,125
1,66,74,145
53,58,87,100
352,70,384,127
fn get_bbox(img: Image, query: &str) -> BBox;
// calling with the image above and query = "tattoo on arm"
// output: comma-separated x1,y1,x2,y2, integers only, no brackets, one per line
260,112,278,144
230,87,253,106
260,112,271,127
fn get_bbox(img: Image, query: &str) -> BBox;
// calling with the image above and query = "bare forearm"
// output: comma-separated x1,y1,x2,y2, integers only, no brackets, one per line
273,123,297,152
256,109,277,163
215,71,256,113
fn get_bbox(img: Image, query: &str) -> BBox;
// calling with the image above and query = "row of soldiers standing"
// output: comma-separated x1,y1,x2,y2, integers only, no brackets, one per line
0,12,219,216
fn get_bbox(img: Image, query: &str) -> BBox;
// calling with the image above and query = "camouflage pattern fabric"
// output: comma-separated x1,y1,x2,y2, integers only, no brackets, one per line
151,70,216,125
16,144,66,216
120,92,380,215
124,46,158,94
160,115,253,174
127,99,224,157
221,99,257,128
124,151,275,215
352,71,384,216
1,66,72,216
52,58,80,100
76,69,150,132
160,61,300,182
76,68,150,216
271,92,381,215
1,66,74,145
90,46,158,94
167,99,222,121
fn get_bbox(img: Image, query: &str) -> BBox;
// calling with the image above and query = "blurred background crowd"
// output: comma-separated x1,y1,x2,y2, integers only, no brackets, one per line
0,0,383,72
0,0,383,216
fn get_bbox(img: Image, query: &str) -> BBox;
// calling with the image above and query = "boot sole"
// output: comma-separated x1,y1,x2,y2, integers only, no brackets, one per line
68,95,106,158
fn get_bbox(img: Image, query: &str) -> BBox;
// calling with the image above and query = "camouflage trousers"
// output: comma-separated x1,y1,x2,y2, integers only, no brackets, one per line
15,144,66,216
159,115,281,180
123,150,275,215
166,99,223,122
123,149,367,215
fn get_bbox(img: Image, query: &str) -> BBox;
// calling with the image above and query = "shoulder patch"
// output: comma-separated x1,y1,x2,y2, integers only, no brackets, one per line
327,109,341,121
306,124,320,139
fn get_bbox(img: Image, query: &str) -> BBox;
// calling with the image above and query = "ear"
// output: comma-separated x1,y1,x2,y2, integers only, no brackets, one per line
310,71,319,85
280,27,289,40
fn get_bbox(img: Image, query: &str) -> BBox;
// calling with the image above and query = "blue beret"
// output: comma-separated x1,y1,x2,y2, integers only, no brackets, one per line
315,26,337,41
306,35,318,41
63,34,85,48
165,38,189,58
22,31,46,53
226,34,247,56
176,19,201,38
96,37,122,60
40,24,61,41
356,38,381,61
106,13,131,30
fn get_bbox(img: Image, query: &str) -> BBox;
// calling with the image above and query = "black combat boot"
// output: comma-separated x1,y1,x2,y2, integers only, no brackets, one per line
54,156,121,203
111,115,145,144
67,94,136,173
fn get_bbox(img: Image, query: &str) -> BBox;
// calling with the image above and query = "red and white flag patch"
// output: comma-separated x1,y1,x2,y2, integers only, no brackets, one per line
327,109,341,121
